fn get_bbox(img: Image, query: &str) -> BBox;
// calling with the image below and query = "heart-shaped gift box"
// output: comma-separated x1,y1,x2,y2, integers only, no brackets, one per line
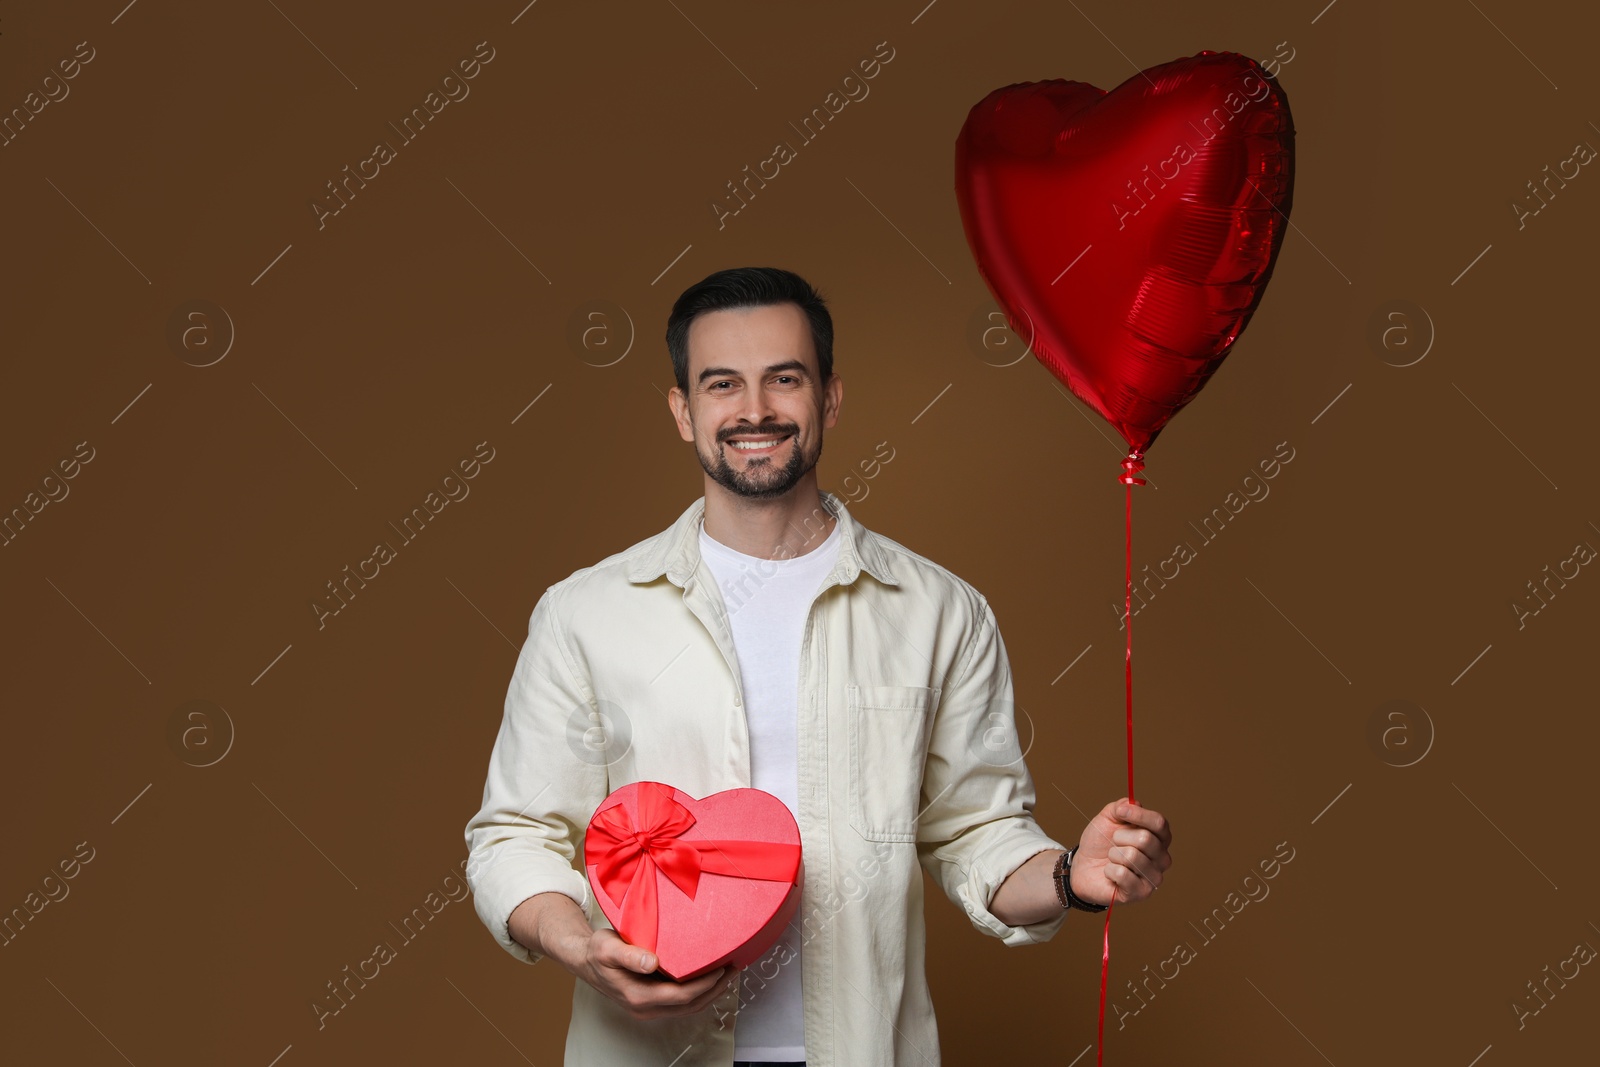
583,781,804,980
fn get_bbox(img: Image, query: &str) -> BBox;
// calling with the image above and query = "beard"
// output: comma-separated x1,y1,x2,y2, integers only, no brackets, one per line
696,424,822,499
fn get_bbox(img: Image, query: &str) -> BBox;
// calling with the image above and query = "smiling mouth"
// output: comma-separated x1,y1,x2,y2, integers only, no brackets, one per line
725,434,791,454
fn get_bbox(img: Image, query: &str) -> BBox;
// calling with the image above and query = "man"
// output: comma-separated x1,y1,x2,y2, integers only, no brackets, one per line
464,267,1173,1066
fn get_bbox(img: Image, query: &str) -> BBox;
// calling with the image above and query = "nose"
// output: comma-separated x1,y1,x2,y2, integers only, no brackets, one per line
734,381,780,429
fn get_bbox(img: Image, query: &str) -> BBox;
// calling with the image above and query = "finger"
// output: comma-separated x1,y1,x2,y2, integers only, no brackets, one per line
1105,861,1153,902
682,969,740,1015
1112,830,1172,874
1094,844,1158,895
1108,845,1163,892
657,967,729,1006
1102,862,1132,900
1115,802,1172,846
1111,827,1161,853
620,966,728,1017
593,932,659,975
651,971,729,1018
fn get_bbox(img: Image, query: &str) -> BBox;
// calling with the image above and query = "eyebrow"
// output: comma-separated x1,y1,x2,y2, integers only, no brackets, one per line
696,360,811,386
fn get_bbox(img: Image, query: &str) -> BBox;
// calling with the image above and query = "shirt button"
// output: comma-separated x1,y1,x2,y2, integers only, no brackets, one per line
734,698,742,707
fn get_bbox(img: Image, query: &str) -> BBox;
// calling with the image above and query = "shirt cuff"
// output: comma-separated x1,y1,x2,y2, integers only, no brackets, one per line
468,850,592,965
966,833,1072,945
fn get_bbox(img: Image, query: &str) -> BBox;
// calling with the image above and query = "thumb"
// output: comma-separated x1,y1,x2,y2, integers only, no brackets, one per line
592,929,659,974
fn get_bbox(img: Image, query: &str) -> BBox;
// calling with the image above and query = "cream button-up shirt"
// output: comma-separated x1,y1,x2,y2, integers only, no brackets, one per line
464,489,1069,1066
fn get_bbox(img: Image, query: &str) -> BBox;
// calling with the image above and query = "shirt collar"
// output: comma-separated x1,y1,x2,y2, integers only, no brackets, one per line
625,489,900,589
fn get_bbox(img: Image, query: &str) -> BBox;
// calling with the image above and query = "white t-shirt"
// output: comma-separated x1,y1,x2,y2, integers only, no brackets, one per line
697,514,843,1062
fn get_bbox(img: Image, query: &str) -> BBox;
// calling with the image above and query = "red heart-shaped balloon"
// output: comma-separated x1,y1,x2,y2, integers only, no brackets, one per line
583,781,803,980
955,51,1295,455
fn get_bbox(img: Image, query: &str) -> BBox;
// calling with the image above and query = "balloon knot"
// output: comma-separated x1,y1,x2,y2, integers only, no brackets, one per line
1118,451,1147,486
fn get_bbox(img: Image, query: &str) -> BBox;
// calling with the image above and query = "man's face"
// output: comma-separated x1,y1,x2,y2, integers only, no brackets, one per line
669,302,841,500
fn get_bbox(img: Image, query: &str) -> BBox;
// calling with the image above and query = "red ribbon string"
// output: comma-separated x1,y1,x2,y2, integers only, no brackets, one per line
586,782,801,952
1099,451,1145,1066
1121,451,1142,808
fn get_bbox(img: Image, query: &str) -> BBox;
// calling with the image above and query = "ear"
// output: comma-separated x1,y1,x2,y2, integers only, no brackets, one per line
668,386,695,443
822,373,843,430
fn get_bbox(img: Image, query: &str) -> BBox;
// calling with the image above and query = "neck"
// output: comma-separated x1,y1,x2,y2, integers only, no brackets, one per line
701,475,837,560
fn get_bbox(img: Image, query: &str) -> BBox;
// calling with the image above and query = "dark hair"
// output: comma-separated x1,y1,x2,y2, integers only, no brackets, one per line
666,267,834,395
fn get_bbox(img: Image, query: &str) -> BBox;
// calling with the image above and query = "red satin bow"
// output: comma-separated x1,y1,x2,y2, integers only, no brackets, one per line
587,782,801,952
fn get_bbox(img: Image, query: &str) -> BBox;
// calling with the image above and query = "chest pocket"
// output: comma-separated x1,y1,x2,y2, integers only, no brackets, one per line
848,684,940,842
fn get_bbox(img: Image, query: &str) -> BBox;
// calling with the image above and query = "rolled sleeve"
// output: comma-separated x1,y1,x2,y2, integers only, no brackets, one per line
916,596,1070,946
464,584,607,964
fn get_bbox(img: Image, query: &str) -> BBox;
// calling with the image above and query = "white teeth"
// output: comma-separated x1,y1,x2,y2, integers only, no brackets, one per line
730,437,786,450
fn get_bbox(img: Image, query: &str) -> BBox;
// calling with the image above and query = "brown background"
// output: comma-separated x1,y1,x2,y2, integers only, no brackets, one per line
2,0,1595,1064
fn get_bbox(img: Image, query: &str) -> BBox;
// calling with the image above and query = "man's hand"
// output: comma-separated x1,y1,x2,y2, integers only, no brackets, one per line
1070,798,1173,906
509,892,736,1021
571,929,734,1021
